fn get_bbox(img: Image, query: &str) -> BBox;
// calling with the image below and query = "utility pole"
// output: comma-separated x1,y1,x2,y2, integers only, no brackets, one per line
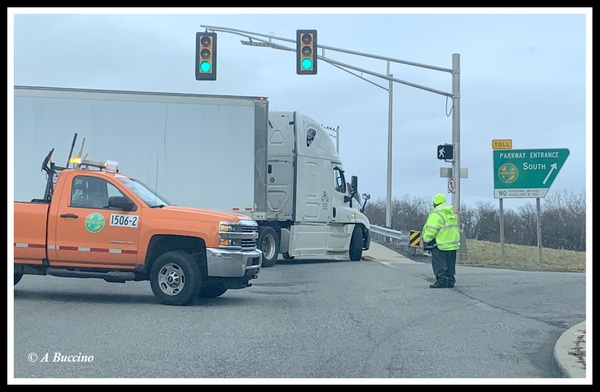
386,63,393,228
452,53,461,218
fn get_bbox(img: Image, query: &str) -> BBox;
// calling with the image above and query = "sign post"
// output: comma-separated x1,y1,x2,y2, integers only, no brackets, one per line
492,147,569,266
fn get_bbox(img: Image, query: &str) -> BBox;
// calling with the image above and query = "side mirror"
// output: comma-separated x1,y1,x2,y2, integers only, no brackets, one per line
108,196,136,211
360,193,370,213
351,176,358,196
345,176,361,208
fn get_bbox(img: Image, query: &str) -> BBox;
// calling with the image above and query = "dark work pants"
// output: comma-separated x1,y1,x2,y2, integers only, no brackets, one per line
431,247,457,287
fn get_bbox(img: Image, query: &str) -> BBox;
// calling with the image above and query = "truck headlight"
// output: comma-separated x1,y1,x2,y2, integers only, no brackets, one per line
218,220,258,250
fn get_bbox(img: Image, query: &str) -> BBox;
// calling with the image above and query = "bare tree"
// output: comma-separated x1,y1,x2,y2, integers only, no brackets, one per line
541,189,586,250
363,188,585,251
511,203,538,246
390,195,429,232
364,198,386,227
459,204,475,239
472,201,500,242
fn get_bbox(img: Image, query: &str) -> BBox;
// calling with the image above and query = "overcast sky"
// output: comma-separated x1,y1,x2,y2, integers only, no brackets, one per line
8,7,591,211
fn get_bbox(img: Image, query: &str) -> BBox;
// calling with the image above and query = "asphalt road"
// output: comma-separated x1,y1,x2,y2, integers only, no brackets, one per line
10,250,586,384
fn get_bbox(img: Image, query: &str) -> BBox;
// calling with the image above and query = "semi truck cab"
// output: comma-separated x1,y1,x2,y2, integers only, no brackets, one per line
256,111,370,266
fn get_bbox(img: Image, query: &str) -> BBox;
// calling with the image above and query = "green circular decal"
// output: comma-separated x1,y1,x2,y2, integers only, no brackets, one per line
498,163,519,184
85,213,105,233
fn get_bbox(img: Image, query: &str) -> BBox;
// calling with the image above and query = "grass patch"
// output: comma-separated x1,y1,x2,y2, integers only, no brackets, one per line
460,239,586,272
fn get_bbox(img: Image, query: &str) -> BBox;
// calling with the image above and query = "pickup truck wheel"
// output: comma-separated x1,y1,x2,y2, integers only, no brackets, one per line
14,273,23,286
258,226,279,268
150,251,202,306
349,226,363,261
198,286,228,298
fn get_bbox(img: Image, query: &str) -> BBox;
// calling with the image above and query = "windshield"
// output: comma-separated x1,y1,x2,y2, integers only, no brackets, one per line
117,177,173,207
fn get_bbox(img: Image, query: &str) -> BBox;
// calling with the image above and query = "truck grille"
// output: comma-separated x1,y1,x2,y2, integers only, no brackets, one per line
219,220,258,251
241,225,258,250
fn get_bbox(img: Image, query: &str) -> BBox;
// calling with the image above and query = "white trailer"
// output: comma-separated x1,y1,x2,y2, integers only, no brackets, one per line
13,86,371,267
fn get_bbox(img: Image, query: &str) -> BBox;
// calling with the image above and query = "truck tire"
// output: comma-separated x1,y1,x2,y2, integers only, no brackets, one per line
198,286,228,298
14,273,23,286
349,226,363,261
258,226,279,268
150,250,202,306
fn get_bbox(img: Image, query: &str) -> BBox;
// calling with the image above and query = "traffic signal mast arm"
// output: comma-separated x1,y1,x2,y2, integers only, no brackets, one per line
199,25,454,97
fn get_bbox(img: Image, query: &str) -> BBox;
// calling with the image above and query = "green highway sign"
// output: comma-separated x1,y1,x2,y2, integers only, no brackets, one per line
493,148,570,198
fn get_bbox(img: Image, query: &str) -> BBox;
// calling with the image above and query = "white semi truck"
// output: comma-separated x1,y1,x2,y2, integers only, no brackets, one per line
13,85,371,267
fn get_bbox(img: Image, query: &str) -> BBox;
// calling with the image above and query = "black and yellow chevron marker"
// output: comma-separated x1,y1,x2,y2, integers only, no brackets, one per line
409,230,421,247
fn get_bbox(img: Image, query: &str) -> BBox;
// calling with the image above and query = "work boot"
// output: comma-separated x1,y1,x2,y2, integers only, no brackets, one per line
447,278,455,288
429,282,447,288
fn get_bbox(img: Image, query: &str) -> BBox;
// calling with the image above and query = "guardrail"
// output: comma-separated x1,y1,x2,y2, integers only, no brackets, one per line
370,224,421,257
370,224,468,261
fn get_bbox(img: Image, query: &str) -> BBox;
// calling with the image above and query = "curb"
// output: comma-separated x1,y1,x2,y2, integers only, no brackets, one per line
553,321,586,378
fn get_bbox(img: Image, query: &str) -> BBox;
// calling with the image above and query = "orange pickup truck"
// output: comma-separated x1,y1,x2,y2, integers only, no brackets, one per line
13,145,262,306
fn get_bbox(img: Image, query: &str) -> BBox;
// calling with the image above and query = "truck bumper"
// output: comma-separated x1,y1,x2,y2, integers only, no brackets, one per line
206,248,262,278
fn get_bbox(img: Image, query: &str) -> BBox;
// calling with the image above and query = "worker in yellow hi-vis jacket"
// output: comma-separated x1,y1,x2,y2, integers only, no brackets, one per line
422,193,461,288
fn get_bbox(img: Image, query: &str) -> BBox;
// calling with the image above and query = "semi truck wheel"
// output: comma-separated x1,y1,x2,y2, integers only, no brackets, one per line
198,286,228,298
258,226,279,268
349,226,363,261
150,250,202,306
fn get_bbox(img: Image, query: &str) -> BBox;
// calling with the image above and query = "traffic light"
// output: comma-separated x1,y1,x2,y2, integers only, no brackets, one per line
437,144,454,160
296,29,317,75
195,32,217,81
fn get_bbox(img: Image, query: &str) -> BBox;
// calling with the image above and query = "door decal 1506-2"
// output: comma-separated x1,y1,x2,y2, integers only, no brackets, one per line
110,214,139,228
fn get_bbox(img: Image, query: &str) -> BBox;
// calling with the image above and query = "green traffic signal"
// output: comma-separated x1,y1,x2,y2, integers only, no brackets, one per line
199,61,212,73
296,29,317,75
195,32,217,81
301,58,313,70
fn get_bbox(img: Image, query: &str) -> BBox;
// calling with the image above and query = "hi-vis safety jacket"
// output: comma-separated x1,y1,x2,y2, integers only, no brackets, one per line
422,203,460,251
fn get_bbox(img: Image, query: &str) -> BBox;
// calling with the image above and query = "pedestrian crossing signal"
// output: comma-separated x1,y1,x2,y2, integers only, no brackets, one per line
437,144,453,160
